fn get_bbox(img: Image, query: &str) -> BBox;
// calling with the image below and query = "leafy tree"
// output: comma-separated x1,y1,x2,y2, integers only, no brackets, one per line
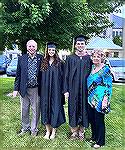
1,0,51,53
85,0,124,36
0,0,124,53
0,2,4,52
113,35,122,47
39,0,86,49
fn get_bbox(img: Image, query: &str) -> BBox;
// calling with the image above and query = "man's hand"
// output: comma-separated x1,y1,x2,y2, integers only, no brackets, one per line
13,91,18,98
64,92,69,99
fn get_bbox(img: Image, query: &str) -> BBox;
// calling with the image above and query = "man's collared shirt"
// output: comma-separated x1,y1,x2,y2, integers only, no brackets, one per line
27,55,38,88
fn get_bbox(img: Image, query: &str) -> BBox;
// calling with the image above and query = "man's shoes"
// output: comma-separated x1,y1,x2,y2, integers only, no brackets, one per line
92,144,101,149
70,132,78,140
17,129,38,137
17,129,29,136
90,139,95,144
89,139,95,143
31,131,38,137
86,137,96,143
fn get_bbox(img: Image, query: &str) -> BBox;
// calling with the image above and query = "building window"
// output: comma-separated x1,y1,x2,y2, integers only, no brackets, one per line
112,31,115,37
119,31,122,37
114,52,119,57
116,31,118,36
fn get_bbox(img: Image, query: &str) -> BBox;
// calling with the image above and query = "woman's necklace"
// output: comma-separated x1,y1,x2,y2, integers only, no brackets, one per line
92,64,104,74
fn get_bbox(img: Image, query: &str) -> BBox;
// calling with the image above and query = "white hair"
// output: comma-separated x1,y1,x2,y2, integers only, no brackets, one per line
26,40,37,47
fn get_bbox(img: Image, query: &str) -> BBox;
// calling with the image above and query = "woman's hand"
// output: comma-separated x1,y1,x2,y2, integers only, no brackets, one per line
102,96,108,109
64,92,69,99
13,91,18,98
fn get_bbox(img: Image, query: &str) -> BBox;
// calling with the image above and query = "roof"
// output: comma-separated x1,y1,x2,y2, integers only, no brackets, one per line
86,36,123,50
112,14,125,29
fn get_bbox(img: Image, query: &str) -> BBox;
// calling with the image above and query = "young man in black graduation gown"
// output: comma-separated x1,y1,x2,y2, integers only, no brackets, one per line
64,35,92,140
40,42,65,140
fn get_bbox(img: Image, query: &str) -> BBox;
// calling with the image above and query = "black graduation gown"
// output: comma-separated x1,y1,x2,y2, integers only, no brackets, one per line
40,61,66,128
64,54,92,128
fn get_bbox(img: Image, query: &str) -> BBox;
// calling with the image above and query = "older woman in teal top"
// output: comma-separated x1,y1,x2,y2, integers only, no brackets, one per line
87,49,112,149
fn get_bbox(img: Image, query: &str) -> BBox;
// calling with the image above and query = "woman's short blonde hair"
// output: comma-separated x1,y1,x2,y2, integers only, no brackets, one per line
91,49,106,63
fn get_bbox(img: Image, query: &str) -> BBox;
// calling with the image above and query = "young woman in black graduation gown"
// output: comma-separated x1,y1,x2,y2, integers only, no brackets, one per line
40,42,65,140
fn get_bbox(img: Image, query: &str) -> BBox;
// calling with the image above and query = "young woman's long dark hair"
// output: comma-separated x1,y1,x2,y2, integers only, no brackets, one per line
41,48,61,71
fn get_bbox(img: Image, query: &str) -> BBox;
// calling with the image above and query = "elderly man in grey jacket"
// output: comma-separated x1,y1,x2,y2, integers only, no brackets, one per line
13,40,43,136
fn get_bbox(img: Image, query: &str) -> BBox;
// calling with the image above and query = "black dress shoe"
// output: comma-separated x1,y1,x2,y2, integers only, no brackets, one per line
17,129,30,136
31,131,38,137
17,130,26,136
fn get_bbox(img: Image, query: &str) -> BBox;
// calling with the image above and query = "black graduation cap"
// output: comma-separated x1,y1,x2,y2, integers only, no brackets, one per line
74,35,89,43
47,42,57,49
44,42,58,57
72,35,89,52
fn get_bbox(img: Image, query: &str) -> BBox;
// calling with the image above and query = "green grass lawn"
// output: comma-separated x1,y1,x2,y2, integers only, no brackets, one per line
0,78,125,150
